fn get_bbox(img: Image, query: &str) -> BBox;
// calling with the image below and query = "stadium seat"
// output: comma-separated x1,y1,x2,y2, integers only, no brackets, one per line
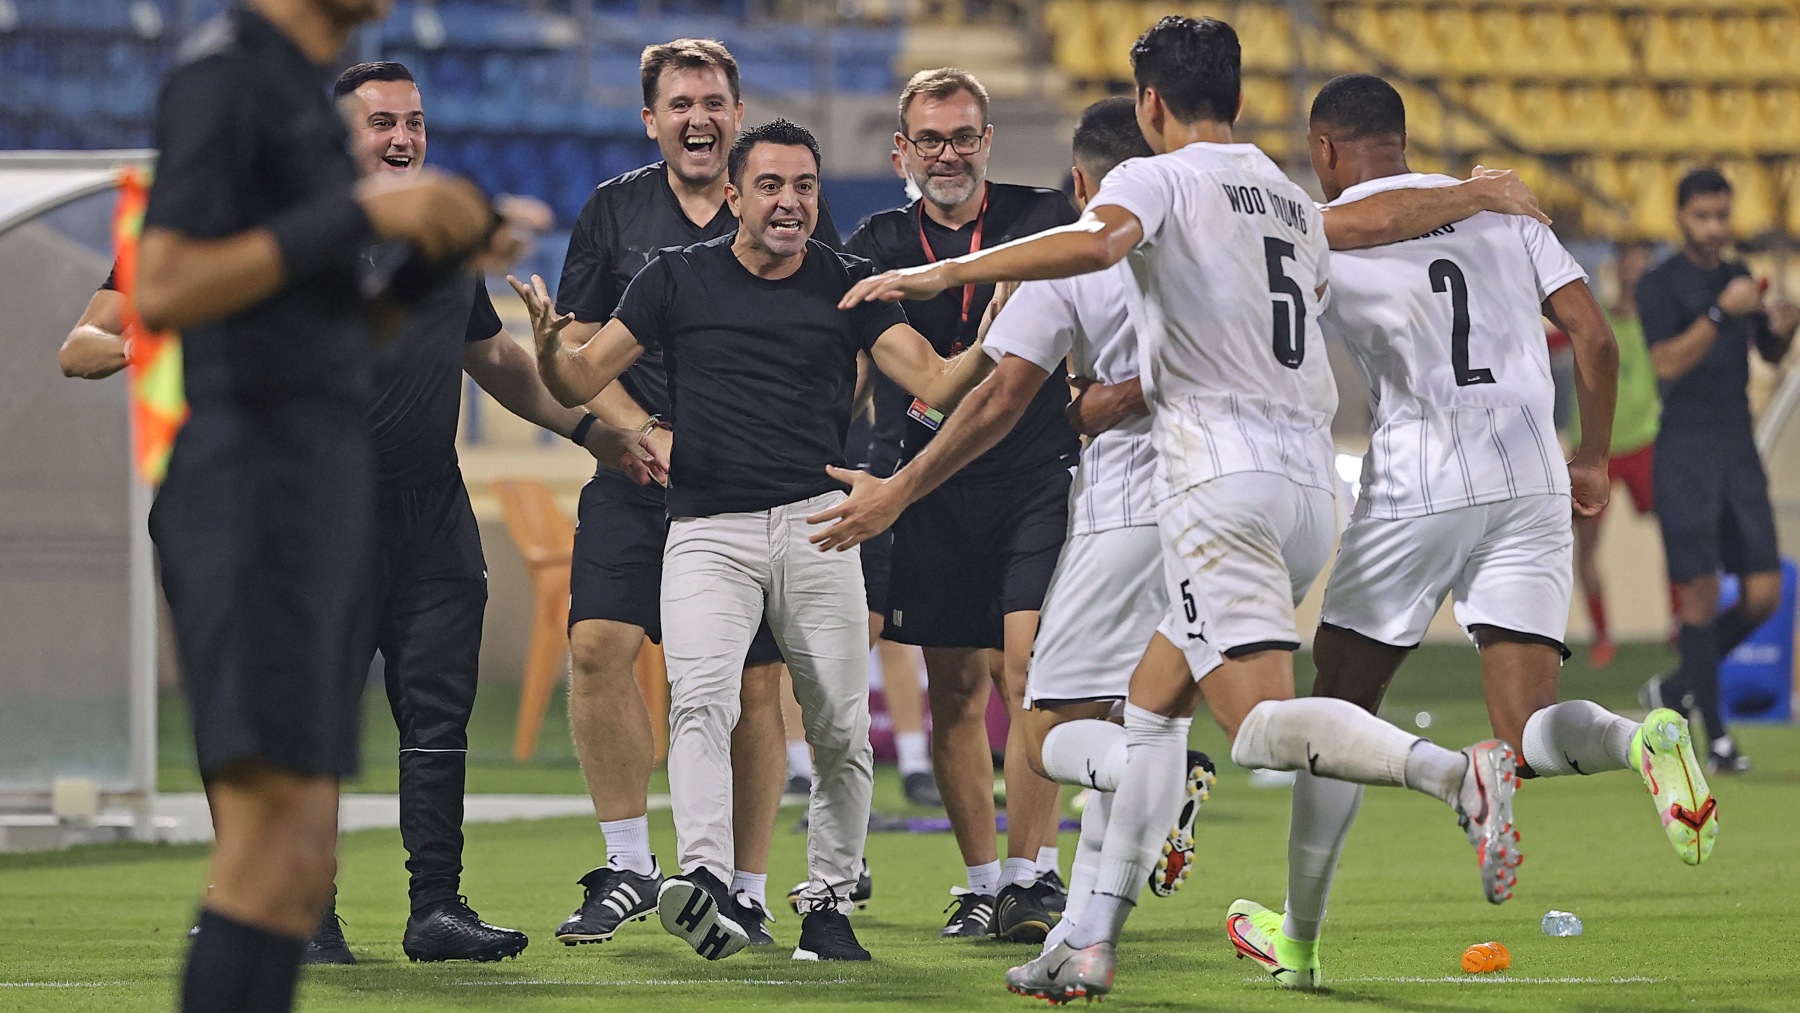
491,478,576,763
1234,2,1294,77
1716,158,1781,236
1565,11,1636,80
1785,163,1800,238
1751,87,1800,156
1639,14,1716,84
1600,85,1668,157
1044,0,1108,83
1238,75,1292,128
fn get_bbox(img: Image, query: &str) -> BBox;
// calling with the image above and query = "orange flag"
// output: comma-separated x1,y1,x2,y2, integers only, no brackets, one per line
112,168,187,484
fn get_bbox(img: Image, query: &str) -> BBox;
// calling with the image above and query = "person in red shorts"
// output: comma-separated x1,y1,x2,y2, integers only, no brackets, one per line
1571,241,1668,667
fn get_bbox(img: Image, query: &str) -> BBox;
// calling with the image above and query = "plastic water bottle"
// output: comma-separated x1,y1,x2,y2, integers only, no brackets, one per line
1541,910,1583,937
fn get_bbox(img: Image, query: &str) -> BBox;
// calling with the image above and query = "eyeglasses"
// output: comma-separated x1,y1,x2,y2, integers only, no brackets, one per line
903,131,986,158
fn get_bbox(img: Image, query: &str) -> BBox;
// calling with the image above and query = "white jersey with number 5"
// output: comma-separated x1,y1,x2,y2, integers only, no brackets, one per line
1088,142,1336,497
1321,172,1587,520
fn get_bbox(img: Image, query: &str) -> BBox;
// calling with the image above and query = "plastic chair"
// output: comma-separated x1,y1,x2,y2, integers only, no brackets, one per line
492,478,576,762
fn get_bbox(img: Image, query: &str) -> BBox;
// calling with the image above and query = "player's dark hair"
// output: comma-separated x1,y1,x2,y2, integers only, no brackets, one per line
640,38,741,109
1072,97,1152,179
728,118,822,186
1130,16,1240,125
333,61,414,99
1309,73,1406,141
1676,167,1732,209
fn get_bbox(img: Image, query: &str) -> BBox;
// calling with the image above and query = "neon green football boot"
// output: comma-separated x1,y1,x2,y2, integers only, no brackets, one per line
1225,899,1321,989
1631,708,1719,866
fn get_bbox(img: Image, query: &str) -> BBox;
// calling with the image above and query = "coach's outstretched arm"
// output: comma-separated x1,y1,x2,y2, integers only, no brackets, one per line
59,286,129,379
840,206,1144,308
509,273,645,408
1544,278,1620,519
1322,168,1550,251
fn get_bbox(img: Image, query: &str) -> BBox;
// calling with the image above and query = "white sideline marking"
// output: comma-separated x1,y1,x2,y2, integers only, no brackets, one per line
1245,975,1664,985
0,982,130,988
455,978,852,987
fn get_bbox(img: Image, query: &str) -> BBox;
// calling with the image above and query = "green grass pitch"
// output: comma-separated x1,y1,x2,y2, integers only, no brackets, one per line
3,643,1794,1011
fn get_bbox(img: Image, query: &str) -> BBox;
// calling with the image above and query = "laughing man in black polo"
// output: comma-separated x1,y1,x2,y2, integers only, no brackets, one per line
846,67,1078,944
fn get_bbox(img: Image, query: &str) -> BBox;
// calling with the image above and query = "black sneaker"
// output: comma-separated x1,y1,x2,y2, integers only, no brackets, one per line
556,861,662,945
995,879,1059,944
726,893,775,946
787,859,873,913
792,900,871,961
403,897,528,962
657,867,749,961
1708,746,1752,774
1040,869,1068,914
902,770,943,807
784,774,812,800
940,887,996,938
304,904,355,965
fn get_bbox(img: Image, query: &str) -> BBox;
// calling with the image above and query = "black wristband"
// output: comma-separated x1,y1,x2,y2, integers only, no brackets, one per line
568,412,598,447
267,188,374,283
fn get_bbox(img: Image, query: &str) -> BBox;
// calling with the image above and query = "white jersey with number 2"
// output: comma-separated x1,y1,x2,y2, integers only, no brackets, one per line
1321,172,1587,520
1088,141,1336,497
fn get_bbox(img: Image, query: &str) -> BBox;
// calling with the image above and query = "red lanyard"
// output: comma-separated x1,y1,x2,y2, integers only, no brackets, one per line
916,184,990,330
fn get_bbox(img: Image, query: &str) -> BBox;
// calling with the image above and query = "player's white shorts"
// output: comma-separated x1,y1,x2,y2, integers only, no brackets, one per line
1155,472,1335,680
1321,493,1573,652
1024,526,1164,708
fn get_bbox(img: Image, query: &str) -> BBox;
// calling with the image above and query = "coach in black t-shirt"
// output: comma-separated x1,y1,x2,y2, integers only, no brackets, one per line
522,119,992,963
844,68,1077,941
535,42,845,948
135,4,504,1011
1640,168,1799,773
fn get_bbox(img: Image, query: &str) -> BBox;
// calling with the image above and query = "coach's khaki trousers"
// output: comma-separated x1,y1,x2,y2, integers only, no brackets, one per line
661,491,873,909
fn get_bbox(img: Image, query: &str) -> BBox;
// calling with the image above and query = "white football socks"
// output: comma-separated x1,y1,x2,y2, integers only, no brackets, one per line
1231,698,1417,787
999,857,1038,892
1520,700,1634,777
1282,770,1362,943
1036,846,1060,878
895,730,931,777
730,871,767,910
1066,704,1189,949
1041,719,1127,791
1045,790,1110,952
966,861,1001,896
600,815,655,876
786,741,814,780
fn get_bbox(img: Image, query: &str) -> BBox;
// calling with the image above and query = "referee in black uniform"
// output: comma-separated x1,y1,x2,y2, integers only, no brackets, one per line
846,67,1078,941
136,2,504,1010
545,39,838,948
1640,168,1799,772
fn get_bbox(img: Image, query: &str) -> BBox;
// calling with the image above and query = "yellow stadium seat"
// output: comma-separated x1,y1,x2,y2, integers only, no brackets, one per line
1451,9,1511,80
1391,80,1443,150
1507,11,1569,82
1556,85,1612,155
1699,87,1761,157
1639,14,1717,84
1417,9,1479,81
1783,164,1800,238
1714,13,1783,83
1096,2,1158,84
1750,87,1800,157
1566,12,1637,80
1510,84,1572,153
1238,74,1293,127
1370,6,1436,80
1458,81,1519,147
1235,2,1296,77
1623,159,1682,240
1715,159,1781,235
1312,3,1373,76
1656,86,1717,158
1044,0,1108,83
1581,157,1636,239
1600,85,1670,157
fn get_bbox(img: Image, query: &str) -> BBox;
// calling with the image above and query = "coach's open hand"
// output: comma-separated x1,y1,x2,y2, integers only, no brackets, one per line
585,423,669,487
808,466,903,551
839,262,953,309
1569,458,1610,519
507,273,577,358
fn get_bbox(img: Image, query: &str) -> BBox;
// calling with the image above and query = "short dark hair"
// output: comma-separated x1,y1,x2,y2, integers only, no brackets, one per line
1309,73,1406,140
1677,167,1732,209
334,61,414,99
728,118,822,186
1072,97,1152,179
640,38,741,109
1130,17,1240,125
898,67,990,134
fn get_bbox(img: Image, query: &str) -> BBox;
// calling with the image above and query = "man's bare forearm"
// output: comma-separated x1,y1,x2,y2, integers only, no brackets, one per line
1648,316,1718,382
890,364,1039,507
917,339,997,411
60,326,130,379
466,333,586,438
941,222,1122,288
1547,282,1619,465
1323,182,1492,251
136,228,286,332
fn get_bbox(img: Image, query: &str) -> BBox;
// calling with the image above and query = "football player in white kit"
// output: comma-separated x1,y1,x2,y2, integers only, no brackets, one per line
840,19,1550,1001
1224,73,1720,990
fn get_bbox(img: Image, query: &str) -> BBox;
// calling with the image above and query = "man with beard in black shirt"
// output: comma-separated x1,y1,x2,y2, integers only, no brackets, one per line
136,1,513,1009
519,118,993,962
1640,168,1799,772
845,67,1078,943
544,40,839,949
